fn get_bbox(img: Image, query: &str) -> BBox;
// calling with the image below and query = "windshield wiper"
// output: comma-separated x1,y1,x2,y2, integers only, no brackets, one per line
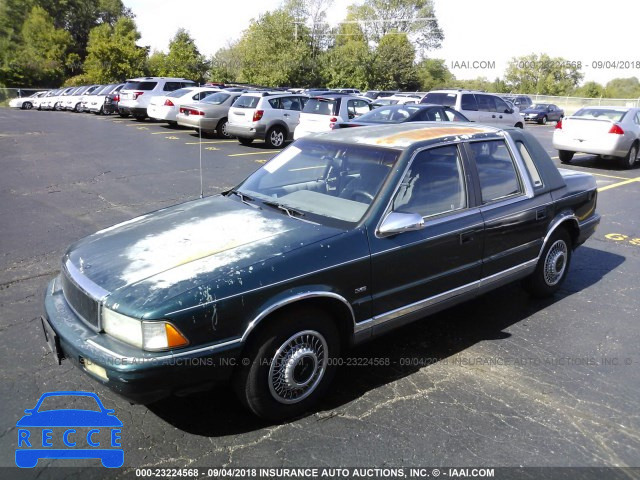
262,200,306,219
228,190,256,208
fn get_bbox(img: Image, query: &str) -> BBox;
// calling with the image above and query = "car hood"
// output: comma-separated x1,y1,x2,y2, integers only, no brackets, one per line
65,195,343,312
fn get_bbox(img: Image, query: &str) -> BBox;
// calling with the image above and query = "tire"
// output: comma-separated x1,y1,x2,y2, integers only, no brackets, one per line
168,120,177,127
134,115,146,122
265,126,286,148
74,103,81,112
118,111,129,118
216,118,231,138
558,150,574,164
23,102,33,110
515,122,524,129
238,137,253,146
618,143,638,170
540,116,548,125
233,307,341,421
523,228,572,298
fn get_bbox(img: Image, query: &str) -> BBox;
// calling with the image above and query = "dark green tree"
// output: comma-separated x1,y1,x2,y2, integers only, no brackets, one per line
370,32,419,90
504,53,583,95
155,29,209,83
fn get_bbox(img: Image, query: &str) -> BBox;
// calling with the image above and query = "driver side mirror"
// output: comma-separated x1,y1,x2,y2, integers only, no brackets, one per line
506,108,514,114
378,212,425,237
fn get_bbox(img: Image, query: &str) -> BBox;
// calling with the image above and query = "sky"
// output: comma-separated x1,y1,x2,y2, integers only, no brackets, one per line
123,0,640,87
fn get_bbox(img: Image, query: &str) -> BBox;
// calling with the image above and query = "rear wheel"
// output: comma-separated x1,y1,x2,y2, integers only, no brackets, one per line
523,228,572,298
558,150,574,164
118,111,129,118
238,137,253,146
233,308,340,421
134,115,146,122
216,118,231,138
265,126,286,148
619,143,638,169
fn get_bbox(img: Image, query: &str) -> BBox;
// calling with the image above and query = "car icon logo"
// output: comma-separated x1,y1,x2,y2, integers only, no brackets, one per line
15,391,123,468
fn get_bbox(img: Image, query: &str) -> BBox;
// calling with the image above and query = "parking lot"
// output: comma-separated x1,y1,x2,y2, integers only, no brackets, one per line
1,108,639,477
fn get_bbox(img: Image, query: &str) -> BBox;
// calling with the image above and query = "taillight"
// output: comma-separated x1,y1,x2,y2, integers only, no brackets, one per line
182,108,203,116
132,91,144,100
113,94,119,102
253,110,264,122
179,107,186,114
164,99,174,107
555,119,562,129
329,116,338,129
608,124,624,135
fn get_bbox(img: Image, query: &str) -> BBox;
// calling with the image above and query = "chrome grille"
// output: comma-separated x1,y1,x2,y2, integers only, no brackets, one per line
61,266,100,329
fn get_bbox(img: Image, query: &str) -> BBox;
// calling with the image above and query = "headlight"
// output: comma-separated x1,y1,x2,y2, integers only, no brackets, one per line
102,308,189,351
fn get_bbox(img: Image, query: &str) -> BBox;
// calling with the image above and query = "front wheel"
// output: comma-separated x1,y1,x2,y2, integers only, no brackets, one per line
23,102,33,110
540,116,548,125
265,126,286,148
523,228,572,298
619,143,638,170
515,122,524,129
558,150,574,164
233,308,340,421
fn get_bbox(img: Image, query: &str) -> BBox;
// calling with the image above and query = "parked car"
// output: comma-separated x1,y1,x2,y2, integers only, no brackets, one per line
293,93,372,139
227,92,309,147
371,95,421,108
553,106,640,168
9,91,47,110
85,84,124,115
147,87,220,125
40,88,66,111
51,87,80,111
41,123,599,421
504,95,533,111
335,103,469,128
63,85,103,112
521,104,564,125
422,90,524,128
177,91,244,138
363,90,397,99
118,77,197,120
330,88,361,94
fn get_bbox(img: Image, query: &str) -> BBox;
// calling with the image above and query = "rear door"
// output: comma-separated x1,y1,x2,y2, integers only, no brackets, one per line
280,96,305,136
345,98,372,121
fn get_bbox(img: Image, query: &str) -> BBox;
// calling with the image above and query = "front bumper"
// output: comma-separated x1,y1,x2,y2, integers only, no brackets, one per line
43,277,242,404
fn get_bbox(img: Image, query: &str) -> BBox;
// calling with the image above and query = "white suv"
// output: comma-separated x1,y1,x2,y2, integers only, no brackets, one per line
294,93,372,139
421,90,524,128
227,92,308,148
118,77,197,120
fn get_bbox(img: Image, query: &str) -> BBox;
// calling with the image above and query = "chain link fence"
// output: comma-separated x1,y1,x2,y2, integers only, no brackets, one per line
528,94,640,115
0,88,50,105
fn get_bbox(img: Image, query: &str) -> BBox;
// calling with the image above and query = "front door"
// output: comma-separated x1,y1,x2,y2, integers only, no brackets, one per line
367,143,484,333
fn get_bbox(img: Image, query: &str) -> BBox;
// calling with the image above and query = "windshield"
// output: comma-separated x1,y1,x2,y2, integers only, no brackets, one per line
573,108,627,121
36,395,102,412
529,104,549,110
356,105,423,123
236,139,400,225
202,92,231,105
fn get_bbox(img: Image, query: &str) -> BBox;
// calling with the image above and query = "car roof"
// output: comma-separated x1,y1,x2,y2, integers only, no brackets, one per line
308,122,499,149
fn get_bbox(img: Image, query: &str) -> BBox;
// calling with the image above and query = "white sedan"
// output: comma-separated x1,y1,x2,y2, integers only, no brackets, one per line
9,91,47,110
147,87,221,124
553,106,640,169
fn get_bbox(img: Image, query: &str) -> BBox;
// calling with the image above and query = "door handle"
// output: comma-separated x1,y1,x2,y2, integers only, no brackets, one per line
460,231,475,244
536,209,546,221
492,115,496,118
284,113,290,117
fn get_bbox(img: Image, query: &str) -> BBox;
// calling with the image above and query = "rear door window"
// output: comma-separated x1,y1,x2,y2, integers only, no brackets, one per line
460,94,478,111
163,82,183,92
123,81,157,91
303,98,338,116
469,140,523,203
476,95,496,112
347,99,371,118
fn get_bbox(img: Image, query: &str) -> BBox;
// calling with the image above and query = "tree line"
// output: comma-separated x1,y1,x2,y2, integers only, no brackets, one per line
1,0,639,98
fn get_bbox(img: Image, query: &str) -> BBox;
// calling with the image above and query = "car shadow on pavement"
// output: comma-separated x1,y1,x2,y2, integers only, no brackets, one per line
146,246,624,435
566,155,636,172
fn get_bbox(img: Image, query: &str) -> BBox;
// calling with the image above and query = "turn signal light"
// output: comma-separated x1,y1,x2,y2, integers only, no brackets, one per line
253,110,264,122
165,324,189,349
608,124,624,135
